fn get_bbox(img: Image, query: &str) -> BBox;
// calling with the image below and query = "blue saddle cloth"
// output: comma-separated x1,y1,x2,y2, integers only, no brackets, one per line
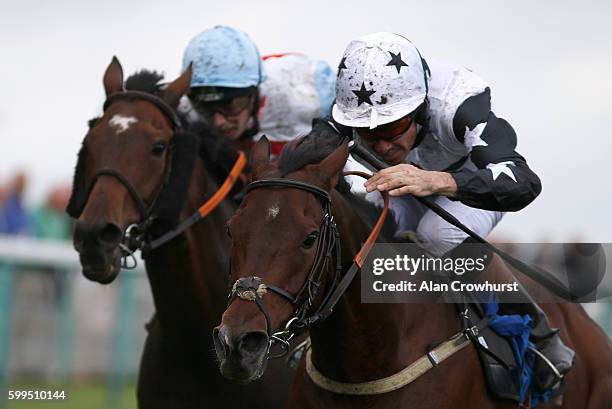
484,299,554,407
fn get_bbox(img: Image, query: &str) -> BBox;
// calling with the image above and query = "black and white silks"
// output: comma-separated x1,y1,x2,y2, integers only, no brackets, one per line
406,60,541,212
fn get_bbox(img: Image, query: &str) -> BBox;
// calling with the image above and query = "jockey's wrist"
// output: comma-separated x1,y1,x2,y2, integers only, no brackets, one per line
433,172,457,197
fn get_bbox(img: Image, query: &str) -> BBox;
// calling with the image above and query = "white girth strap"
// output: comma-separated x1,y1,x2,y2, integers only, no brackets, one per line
306,331,471,395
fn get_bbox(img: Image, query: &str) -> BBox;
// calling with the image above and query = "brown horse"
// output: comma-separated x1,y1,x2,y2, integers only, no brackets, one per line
69,58,292,408
215,122,612,409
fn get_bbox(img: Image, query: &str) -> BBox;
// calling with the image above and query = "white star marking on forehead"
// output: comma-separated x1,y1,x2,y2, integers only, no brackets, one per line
266,204,280,221
464,122,488,152
486,161,517,182
109,115,138,134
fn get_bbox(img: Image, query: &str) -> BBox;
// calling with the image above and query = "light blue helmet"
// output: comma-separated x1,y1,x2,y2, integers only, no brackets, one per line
182,25,265,90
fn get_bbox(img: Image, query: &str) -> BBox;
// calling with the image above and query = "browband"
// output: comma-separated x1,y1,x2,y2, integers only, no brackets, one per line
247,179,331,204
103,91,182,130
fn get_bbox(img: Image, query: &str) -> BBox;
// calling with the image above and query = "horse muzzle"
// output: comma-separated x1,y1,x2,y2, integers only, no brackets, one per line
74,220,123,284
213,324,269,383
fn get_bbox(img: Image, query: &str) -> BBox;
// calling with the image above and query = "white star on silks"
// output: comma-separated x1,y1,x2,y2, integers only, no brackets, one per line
486,161,517,183
464,123,488,152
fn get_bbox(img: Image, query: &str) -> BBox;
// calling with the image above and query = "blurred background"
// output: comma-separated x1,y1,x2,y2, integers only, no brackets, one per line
1,0,611,407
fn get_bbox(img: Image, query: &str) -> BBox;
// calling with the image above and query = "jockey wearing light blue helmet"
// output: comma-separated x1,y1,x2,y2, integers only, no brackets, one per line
181,26,336,149
182,25,265,141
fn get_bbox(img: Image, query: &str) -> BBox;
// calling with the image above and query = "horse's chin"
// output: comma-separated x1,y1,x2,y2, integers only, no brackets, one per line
80,248,122,284
218,357,267,384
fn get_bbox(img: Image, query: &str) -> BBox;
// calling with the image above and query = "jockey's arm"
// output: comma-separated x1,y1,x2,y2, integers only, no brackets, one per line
449,88,542,212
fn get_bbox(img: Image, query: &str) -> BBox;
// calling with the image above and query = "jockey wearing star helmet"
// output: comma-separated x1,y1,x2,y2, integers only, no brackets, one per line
334,32,574,391
332,32,429,131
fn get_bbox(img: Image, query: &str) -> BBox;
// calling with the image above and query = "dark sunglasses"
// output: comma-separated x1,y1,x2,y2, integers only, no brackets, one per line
190,94,254,118
357,115,415,144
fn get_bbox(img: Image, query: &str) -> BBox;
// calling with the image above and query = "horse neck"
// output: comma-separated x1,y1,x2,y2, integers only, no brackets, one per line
308,190,460,382
145,158,232,337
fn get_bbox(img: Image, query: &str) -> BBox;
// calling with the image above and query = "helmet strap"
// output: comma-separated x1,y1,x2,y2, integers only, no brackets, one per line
238,92,261,140
411,52,430,149
411,100,429,149
412,100,429,126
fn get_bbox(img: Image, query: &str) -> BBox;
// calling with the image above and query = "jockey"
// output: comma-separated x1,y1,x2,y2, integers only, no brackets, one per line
180,26,335,154
255,53,335,158
333,32,574,391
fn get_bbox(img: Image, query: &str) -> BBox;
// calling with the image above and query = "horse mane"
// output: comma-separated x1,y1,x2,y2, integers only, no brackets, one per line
84,70,165,129
278,119,399,241
278,119,344,177
85,68,239,187
180,120,244,188
125,69,165,94
116,68,240,187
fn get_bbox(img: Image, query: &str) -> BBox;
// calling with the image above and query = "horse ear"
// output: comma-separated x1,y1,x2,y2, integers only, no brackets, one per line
251,136,272,180
160,63,192,108
316,142,349,190
103,56,124,96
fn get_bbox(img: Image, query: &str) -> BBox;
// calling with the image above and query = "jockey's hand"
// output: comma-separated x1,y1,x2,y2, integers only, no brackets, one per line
364,164,457,197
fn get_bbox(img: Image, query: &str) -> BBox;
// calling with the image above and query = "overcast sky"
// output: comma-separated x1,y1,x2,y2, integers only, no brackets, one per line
1,0,611,241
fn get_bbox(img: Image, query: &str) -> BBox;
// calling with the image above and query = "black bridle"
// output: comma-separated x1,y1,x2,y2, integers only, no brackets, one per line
103,90,182,129
227,179,342,357
89,91,182,266
227,171,390,359
79,89,246,269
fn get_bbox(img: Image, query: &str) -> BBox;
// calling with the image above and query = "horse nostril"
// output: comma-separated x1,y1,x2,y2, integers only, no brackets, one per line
73,223,86,251
74,220,122,249
98,222,122,247
213,326,230,359
238,331,269,357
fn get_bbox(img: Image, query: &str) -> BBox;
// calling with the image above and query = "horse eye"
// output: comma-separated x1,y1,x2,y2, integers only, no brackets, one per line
301,232,319,249
152,141,167,156
225,223,232,238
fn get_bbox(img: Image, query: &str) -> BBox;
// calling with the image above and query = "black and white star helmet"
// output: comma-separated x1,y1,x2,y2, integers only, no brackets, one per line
332,32,428,129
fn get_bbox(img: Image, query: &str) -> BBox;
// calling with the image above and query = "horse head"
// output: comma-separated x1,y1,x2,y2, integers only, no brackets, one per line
69,57,193,284
214,124,349,383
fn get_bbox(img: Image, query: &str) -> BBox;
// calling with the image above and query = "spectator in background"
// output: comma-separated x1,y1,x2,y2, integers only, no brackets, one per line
31,185,72,242
2,171,31,236
0,183,8,233
31,184,73,303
